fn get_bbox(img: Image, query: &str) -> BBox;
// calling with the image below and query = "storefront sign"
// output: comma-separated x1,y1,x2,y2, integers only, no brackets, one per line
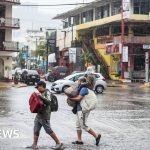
123,11,130,19
123,0,130,11
69,48,76,63
105,43,121,55
123,0,130,19
122,46,128,62
143,45,150,49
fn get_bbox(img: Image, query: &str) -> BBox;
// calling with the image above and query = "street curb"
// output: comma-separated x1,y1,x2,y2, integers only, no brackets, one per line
0,86,12,88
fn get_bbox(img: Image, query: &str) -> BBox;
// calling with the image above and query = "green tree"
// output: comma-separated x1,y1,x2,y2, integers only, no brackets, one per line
36,42,47,66
80,51,93,68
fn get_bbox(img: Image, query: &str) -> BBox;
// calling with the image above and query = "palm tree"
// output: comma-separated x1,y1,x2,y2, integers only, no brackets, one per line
80,51,93,69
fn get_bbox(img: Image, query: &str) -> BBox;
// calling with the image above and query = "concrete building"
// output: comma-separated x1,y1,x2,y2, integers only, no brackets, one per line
54,0,150,81
0,0,20,80
25,29,46,52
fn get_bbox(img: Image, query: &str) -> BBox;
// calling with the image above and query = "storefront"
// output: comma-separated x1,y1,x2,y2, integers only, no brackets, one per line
129,44,150,80
105,43,122,77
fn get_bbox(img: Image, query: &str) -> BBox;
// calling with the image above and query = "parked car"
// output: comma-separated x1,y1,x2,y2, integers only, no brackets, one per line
71,71,84,74
21,70,40,85
47,66,68,82
20,69,28,82
51,72,107,94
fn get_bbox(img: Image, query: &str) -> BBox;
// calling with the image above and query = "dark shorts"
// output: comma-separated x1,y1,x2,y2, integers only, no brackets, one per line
34,116,53,136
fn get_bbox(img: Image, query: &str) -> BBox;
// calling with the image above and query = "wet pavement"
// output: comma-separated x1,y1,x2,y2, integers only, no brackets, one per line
0,82,150,150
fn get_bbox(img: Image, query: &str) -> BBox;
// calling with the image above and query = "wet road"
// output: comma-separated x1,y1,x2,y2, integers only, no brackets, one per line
0,82,150,150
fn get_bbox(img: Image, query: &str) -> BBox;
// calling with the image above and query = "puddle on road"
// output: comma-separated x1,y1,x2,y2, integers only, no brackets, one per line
129,101,146,106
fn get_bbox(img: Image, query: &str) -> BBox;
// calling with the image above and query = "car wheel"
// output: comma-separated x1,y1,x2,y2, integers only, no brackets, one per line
62,85,70,93
95,85,104,94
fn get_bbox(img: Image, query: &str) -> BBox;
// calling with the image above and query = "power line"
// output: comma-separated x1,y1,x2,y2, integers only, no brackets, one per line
20,3,89,7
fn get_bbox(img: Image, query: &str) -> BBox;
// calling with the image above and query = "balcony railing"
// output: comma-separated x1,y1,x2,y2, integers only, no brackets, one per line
0,17,20,29
0,0,20,4
114,36,150,44
0,41,19,52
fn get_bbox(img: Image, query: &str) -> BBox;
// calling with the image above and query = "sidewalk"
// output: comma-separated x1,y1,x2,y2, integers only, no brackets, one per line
0,82,27,88
0,82,12,88
107,80,144,88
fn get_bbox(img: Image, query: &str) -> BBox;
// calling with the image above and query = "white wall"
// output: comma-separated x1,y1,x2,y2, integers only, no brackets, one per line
0,56,13,79
5,5,12,18
56,27,77,51
5,5,12,41
5,29,12,41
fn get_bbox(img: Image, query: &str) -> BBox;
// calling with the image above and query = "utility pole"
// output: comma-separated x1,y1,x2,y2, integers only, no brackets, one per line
121,0,125,79
46,39,49,73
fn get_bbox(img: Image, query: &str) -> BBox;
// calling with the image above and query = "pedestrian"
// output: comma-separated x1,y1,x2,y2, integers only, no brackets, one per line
69,77,101,146
86,74,96,90
14,71,19,84
27,81,63,150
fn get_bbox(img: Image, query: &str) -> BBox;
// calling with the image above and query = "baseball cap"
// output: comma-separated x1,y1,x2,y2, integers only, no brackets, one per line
35,81,46,88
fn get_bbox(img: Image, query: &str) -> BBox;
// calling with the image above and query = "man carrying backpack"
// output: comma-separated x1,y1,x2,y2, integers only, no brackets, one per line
27,81,63,150
69,77,101,146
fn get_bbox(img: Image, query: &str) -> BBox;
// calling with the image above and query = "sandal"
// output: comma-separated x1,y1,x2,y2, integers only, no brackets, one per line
72,141,84,145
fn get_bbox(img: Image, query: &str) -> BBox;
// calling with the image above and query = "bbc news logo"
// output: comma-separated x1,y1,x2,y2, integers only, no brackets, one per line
0,129,20,139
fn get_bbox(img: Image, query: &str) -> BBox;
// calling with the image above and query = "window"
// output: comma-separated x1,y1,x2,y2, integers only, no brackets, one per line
63,18,69,29
95,4,109,20
112,0,121,15
73,14,80,25
133,26,150,36
111,26,128,36
96,26,109,37
133,0,150,14
81,10,93,23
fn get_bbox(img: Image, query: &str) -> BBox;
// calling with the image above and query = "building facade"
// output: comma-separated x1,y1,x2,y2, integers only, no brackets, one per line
54,0,150,80
0,0,20,80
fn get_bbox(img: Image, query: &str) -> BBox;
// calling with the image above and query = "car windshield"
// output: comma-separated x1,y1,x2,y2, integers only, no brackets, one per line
64,73,85,81
28,70,38,75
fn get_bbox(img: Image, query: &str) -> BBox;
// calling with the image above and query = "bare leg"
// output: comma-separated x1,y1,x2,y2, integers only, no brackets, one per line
50,132,61,144
33,135,39,146
77,130,82,141
88,129,98,138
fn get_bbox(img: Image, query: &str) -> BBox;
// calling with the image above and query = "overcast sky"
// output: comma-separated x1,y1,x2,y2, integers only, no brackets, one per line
13,0,94,42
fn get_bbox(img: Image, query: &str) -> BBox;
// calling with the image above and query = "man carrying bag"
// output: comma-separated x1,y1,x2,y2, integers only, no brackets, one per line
69,77,101,146
27,81,63,150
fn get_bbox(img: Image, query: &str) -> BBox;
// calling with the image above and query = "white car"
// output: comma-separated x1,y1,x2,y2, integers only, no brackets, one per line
51,72,107,94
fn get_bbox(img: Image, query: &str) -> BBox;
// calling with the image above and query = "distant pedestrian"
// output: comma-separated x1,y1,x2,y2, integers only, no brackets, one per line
69,77,101,146
14,71,19,84
86,62,95,74
86,74,96,90
27,81,63,150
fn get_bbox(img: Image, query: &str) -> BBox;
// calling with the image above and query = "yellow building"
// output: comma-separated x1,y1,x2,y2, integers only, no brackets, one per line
54,0,150,81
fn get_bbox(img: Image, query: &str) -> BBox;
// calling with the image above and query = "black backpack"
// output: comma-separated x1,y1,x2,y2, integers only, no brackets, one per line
45,89,58,112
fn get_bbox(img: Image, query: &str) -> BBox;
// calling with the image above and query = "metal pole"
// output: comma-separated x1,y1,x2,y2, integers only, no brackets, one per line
145,52,149,83
72,25,73,45
46,39,49,73
35,38,38,69
121,0,125,79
